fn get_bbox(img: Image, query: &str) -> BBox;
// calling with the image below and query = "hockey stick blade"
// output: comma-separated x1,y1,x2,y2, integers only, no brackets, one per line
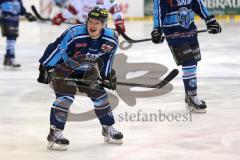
116,69,179,88
155,69,179,88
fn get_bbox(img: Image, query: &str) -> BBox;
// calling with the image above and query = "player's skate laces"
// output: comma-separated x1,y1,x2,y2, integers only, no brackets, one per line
102,125,123,144
47,126,69,151
185,95,207,113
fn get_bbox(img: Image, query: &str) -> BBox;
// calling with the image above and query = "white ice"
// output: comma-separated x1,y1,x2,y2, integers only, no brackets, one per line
0,20,240,160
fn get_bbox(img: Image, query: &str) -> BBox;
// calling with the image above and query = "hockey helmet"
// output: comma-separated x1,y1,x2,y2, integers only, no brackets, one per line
88,7,109,23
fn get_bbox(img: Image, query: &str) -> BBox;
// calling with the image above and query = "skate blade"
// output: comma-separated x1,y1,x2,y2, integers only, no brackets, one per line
104,137,123,144
47,142,68,151
3,65,21,70
186,104,207,113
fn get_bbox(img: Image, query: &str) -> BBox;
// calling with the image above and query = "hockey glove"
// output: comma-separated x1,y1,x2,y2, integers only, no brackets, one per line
151,28,164,44
115,19,125,35
102,69,117,90
25,12,36,22
52,13,66,25
37,64,54,84
205,15,222,34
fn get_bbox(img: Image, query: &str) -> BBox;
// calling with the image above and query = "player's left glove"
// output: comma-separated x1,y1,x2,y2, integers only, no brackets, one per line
37,64,54,84
151,28,164,44
115,19,125,35
205,15,222,34
25,12,36,22
102,69,117,90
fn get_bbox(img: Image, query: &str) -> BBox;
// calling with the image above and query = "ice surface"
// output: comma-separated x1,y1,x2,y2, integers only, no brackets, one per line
0,20,240,160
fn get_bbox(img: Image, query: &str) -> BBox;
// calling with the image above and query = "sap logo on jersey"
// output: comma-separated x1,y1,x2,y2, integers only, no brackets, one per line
85,52,99,61
101,44,114,53
75,43,88,48
177,0,192,6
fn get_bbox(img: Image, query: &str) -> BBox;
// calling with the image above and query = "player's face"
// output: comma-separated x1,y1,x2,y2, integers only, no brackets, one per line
87,18,104,39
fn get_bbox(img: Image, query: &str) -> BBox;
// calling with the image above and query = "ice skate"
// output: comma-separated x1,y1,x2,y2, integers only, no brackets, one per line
47,126,69,151
185,95,207,113
3,55,21,69
102,125,123,144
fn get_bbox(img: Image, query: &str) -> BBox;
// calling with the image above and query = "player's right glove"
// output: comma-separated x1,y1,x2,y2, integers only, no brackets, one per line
151,28,164,44
102,69,117,90
205,15,222,34
115,19,125,35
37,64,54,84
52,13,66,25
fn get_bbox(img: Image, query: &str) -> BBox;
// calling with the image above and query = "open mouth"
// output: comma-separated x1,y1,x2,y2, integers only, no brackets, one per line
90,29,97,32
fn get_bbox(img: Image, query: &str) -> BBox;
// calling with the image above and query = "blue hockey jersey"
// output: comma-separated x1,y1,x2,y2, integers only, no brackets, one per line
153,0,211,46
0,0,26,16
39,24,118,78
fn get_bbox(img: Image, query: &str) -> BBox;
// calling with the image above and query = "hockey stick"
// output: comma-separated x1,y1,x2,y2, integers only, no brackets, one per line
120,29,208,43
31,5,51,21
53,69,179,89
31,5,76,25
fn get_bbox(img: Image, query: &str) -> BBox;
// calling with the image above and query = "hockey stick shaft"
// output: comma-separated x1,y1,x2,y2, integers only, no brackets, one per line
31,5,51,21
120,29,208,43
31,5,76,25
31,5,118,30
52,69,178,89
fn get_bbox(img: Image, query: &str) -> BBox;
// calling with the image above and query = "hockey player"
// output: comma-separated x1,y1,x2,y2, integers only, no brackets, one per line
51,0,125,35
151,0,221,113
49,0,68,18
37,7,123,151
0,0,36,68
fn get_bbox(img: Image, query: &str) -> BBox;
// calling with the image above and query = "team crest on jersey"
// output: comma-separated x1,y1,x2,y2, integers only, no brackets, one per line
55,112,67,123
189,79,197,88
96,0,104,5
177,7,191,29
101,44,114,53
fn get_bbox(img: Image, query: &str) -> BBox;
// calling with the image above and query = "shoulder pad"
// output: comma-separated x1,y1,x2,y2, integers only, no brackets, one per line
70,24,88,35
103,28,118,39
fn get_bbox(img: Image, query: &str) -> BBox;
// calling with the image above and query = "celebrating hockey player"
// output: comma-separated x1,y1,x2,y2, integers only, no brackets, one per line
37,7,123,151
51,0,125,35
151,0,221,113
0,0,36,68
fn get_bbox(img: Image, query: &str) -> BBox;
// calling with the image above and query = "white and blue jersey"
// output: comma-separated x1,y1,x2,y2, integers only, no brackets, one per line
0,0,26,16
39,24,118,78
153,0,211,46
0,0,26,26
